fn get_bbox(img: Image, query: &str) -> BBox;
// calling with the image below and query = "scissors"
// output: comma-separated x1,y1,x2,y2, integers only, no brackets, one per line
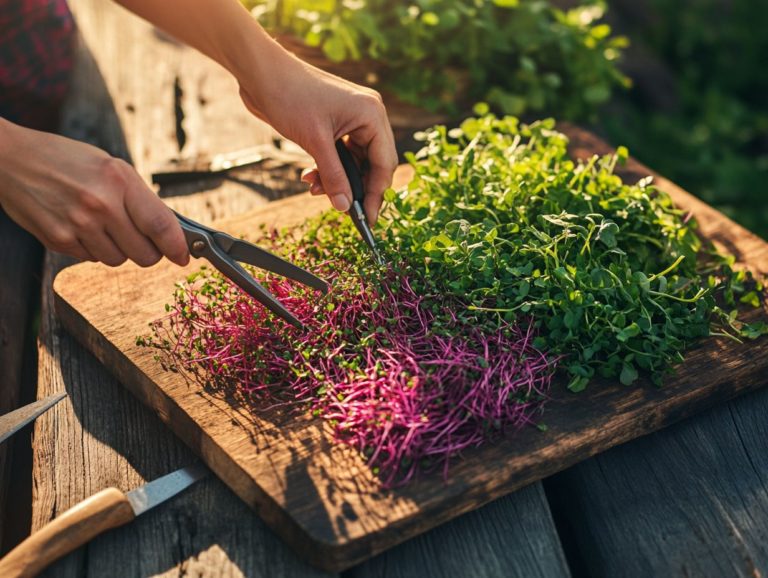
175,211,328,328
335,139,385,265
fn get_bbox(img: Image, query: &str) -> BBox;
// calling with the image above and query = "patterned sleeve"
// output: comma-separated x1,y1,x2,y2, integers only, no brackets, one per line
0,0,75,130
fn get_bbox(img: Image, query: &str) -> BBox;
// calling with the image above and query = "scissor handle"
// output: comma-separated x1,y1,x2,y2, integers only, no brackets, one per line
335,139,365,204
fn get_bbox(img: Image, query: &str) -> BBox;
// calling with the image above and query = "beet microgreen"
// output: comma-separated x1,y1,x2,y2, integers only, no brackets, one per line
140,214,558,487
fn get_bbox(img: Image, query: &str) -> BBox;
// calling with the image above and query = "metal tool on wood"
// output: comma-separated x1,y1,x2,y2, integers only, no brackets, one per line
0,392,67,444
0,464,208,578
175,211,328,328
150,142,312,186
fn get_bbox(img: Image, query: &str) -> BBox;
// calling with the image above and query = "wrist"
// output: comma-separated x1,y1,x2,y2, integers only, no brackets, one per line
227,23,305,111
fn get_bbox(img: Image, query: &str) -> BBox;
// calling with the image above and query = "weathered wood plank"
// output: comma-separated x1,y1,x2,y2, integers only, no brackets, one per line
347,483,570,578
546,387,768,577
0,211,42,553
543,127,768,578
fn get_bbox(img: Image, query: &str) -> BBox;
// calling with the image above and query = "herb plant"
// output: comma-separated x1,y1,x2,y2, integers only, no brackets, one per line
602,0,768,240
383,108,766,391
246,0,629,119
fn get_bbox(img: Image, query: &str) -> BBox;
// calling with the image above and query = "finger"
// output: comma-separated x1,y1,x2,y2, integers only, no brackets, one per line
108,213,163,267
63,240,96,262
307,139,352,212
301,167,325,195
360,132,397,225
124,185,189,266
42,225,98,262
344,138,367,161
80,231,128,267
310,178,325,196
301,167,319,184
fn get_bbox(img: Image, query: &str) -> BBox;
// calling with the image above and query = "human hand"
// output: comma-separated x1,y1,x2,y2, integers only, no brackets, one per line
238,45,398,225
0,119,189,267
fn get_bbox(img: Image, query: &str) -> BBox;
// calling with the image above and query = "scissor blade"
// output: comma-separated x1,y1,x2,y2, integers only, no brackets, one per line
349,201,385,265
0,392,67,444
209,245,306,328
221,236,329,294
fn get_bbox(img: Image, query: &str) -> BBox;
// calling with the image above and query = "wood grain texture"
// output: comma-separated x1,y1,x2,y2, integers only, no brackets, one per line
347,483,570,578
546,389,768,578
544,126,768,578
0,488,134,578
0,211,43,553
52,133,768,570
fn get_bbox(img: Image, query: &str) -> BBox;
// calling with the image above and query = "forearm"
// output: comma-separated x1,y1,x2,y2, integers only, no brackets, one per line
113,0,289,83
114,0,397,220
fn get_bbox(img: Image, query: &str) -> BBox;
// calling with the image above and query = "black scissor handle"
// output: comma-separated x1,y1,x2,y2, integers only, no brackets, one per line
335,139,365,204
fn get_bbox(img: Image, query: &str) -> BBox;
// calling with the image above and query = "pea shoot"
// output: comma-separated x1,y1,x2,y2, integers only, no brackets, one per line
383,108,767,391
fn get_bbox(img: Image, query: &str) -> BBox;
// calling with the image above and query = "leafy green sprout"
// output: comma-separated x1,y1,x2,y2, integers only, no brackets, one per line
379,108,767,391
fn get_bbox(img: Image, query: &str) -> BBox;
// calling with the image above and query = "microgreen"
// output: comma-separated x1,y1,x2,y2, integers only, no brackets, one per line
382,109,767,391
141,214,558,487
141,111,766,486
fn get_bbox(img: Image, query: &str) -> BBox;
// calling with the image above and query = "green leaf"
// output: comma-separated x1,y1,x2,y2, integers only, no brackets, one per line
568,375,589,392
472,102,490,116
741,321,768,340
616,322,641,342
322,35,347,62
596,220,620,248
620,363,639,386
740,290,761,308
420,12,439,26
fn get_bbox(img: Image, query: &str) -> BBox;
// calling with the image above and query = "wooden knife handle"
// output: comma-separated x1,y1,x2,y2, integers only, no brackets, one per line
0,488,135,578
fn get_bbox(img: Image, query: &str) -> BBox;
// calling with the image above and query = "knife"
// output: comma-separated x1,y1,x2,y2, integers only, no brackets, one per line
0,392,67,444
0,463,208,578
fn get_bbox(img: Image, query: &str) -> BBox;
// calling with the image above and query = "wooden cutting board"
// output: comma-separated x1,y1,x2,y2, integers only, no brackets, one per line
53,131,768,571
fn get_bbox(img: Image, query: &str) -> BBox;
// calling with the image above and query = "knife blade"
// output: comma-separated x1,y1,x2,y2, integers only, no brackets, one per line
0,463,208,578
0,392,67,444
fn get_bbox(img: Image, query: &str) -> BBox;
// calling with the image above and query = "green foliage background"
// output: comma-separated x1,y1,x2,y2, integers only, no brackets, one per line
601,0,768,241
244,0,766,240
246,0,629,117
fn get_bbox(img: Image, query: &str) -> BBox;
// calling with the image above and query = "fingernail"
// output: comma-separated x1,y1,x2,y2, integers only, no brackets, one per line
331,194,351,212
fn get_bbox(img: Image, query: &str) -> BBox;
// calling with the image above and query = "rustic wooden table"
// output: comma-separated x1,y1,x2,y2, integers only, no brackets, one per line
7,0,767,576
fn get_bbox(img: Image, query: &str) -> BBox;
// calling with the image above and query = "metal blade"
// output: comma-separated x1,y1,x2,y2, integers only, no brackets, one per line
205,240,307,328
0,392,67,444
221,235,329,293
209,147,267,172
126,463,208,517
349,201,385,265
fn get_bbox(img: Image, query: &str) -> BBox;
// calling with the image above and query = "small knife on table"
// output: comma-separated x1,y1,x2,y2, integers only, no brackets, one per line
0,392,67,444
0,463,208,578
